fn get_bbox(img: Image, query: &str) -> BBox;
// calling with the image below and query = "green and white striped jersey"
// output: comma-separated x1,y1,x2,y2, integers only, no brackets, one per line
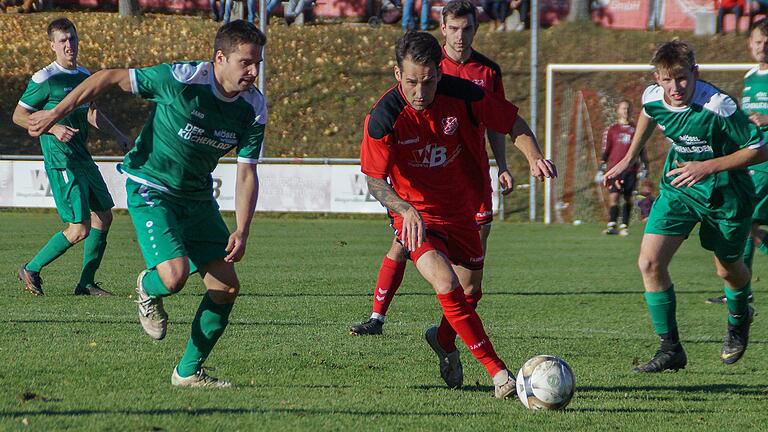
123,61,267,201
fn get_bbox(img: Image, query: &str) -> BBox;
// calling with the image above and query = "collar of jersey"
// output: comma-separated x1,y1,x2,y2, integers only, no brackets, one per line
441,46,472,66
659,82,696,113
52,61,79,75
756,65,768,75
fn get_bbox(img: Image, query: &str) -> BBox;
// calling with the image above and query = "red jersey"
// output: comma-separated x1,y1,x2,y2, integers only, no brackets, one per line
602,123,637,171
360,75,519,224
441,49,506,206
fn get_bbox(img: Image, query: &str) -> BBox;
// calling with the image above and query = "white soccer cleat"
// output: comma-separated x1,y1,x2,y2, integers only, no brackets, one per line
135,270,168,340
172,367,232,388
493,368,517,399
618,224,629,236
425,326,463,389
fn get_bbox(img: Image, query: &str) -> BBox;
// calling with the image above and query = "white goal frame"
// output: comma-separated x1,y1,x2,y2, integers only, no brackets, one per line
543,63,755,224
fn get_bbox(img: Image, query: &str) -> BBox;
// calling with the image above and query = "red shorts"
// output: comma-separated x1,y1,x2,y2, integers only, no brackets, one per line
391,217,484,270
475,194,493,226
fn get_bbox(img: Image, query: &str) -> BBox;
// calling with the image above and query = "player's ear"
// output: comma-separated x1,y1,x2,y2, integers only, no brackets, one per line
214,49,226,65
394,65,401,81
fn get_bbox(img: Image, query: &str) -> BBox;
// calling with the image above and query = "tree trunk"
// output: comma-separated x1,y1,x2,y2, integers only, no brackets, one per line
566,0,590,21
119,0,141,17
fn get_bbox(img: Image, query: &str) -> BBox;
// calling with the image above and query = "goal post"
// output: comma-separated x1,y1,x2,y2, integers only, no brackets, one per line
543,63,755,224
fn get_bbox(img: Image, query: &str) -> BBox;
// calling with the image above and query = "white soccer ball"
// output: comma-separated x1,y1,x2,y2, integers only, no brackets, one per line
516,355,575,410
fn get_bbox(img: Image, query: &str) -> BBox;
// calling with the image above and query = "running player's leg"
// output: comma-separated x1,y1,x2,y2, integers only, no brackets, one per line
414,250,514,397
436,265,482,352
634,233,688,372
173,257,238,387
76,167,115,295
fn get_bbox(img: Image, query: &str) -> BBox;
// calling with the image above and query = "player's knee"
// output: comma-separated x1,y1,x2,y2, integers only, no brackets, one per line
96,210,113,229
431,274,459,295
158,266,190,293
65,223,90,243
387,240,407,262
209,287,239,304
637,254,661,277
715,265,732,280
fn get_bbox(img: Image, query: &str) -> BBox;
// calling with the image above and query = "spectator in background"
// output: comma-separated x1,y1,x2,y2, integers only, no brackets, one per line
223,0,256,23
483,0,509,31
508,0,529,31
749,0,768,27
715,0,746,34
210,0,222,20
402,0,430,30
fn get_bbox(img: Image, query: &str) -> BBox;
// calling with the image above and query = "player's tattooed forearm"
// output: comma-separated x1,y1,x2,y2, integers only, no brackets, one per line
366,176,412,215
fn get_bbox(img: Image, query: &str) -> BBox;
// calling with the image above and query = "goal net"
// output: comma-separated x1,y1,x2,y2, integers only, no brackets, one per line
544,63,754,224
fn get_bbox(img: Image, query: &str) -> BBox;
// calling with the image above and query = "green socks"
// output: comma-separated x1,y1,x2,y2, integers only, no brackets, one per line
141,269,174,298
176,293,234,377
644,286,678,336
26,232,74,273
79,228,108,286
742,235,755,270
725,284,752,326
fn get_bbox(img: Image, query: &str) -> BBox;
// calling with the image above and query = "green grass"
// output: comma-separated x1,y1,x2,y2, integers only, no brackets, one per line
1,211,767,431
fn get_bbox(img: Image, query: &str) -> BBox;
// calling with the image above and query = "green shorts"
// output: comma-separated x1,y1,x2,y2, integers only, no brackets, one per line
125,179,229,270
751,169,768,224
645,191,751,262
48,165,114,223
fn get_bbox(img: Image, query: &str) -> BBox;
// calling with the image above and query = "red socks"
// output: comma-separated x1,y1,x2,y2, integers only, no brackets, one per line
437,289,482,352
371,257,406,317
436,288,505,377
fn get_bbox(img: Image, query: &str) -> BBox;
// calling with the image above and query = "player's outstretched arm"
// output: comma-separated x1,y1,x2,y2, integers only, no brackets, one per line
508,116,557,181
487,130,515,194
667,145,768,188
366,176,423,251
27,69,132,138
226,162,260,263
87,105,134,153
13,104,80,143
604,113,655,187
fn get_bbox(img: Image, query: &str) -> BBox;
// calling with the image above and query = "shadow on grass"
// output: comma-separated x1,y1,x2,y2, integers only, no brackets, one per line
579,383,768,395
410,384,494,393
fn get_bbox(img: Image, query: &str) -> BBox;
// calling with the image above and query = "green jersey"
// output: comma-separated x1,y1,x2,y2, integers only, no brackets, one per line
741,65,768,172
642,80,764,217
123,61,266,200
18,61,94,169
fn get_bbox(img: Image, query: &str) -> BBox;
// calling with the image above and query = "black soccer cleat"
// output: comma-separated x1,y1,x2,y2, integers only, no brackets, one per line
74,282,114,297
705,293,753,305
721,306,754,365
18,264,44,296
633,345,687,373
349,318,384,336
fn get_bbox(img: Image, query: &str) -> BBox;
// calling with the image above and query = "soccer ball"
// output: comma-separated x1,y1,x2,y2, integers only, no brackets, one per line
515,355,575,410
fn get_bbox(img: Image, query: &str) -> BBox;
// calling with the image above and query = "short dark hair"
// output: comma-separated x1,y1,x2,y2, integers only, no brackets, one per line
395,31,442,69
441,0,478,27
650,40,696,75
750,18,768,38
213,20,267,58
47,17,76,40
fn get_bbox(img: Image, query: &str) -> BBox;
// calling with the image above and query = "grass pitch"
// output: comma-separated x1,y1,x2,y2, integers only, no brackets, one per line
1,211,767,431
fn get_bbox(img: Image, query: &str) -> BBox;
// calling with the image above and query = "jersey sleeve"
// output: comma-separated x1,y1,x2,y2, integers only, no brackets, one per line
601,125,614,160
472,90,519,135
721,109,765,150
18,78,49,112
492,70,506,99
237,122,265,164
129,63,185,105
360,115,394,179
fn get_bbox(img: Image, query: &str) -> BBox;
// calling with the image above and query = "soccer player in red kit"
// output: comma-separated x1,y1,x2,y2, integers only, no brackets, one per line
359,31,556,396
350,0,515,337
598,100,648,236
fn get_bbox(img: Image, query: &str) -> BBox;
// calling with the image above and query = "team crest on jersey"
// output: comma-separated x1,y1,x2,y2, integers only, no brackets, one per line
472,79,485,88
442,116,458,135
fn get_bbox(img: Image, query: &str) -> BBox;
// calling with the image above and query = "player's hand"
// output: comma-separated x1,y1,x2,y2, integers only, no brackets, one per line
666,160,713,188
117,135,135,153
749,112,768,127
224,230,248,263
603,159,629,188
499,170,515,195
28,109,63,138
530,158,557,181
400,207,424,252
50,124,79,143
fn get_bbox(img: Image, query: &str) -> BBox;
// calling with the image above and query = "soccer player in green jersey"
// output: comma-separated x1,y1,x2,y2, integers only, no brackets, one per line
707,18,768,305
605,41,768,372
12,17,132,297
28,20,266,388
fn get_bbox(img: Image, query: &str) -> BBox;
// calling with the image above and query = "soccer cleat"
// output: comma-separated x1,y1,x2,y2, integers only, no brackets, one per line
492,368,517,399
424,326,463,389
172,367,232,388
17,264,44,296
632,345,687,373
618,224,629,236
705,293,754,305
349,318,384,336
74,282,114,297
135,270,168,340
721,306,754,365
603,222,618,235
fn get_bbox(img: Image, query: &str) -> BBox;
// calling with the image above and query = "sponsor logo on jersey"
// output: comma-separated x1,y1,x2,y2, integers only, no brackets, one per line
472,79,486,88
410,143,461,168
678,135,708,146
442,116,458,135
758,92,767,98
398,137,420,145
191,110,205,119
177,123,235,150
213,129,238,145
64,87,73,93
